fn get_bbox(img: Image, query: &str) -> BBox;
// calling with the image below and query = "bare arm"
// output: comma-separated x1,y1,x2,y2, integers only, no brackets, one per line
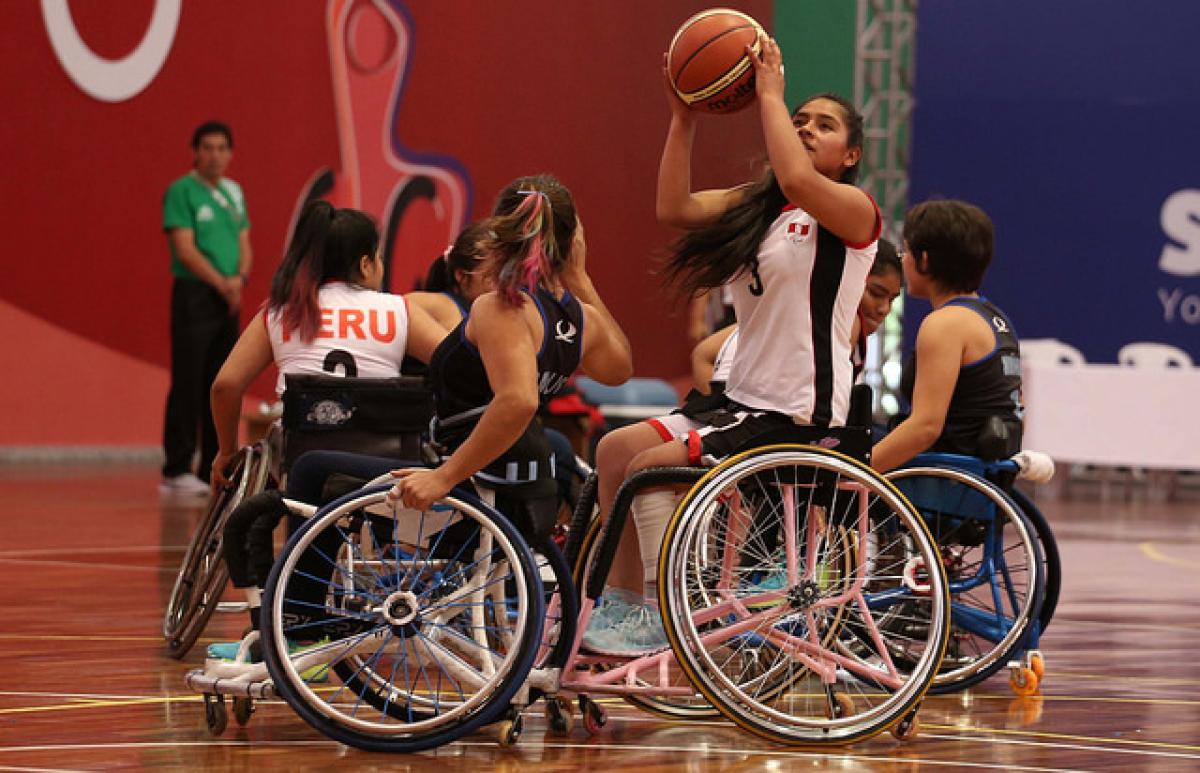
562,220,633,385
749,38,877,245
691,324,737,393
655,57,743,228
403,299,450,365
209,310,274,485
405,291,463,332
870,312,963,472
390,295,540,509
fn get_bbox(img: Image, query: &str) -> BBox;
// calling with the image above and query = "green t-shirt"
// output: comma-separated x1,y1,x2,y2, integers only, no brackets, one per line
163,173,250,279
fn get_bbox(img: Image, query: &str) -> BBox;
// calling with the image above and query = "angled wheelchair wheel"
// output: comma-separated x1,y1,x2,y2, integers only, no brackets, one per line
1007,487,1060,633
163,445,270,658
660,445,949,746
261,484,545,753
886,466,1045,693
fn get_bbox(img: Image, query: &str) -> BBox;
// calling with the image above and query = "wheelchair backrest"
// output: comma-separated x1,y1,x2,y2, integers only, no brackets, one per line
281,374,433,473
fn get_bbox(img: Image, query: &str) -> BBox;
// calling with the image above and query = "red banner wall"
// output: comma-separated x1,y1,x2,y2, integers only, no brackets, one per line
1,0,772,446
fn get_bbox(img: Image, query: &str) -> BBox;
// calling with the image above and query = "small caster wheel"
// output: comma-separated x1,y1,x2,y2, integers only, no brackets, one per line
545,697,574,736
1028,651,1045,681
1009,665,1040,697
203,693,227,736
890,707,920,741
496,712,524,747
232,696,254,726
825,690,853,719
579,695,607,735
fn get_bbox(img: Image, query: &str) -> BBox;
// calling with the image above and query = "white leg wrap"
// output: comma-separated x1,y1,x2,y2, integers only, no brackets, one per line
633,490,679,590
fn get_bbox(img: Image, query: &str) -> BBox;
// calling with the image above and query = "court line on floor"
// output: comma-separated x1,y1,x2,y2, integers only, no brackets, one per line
1140,541,1200,570
0,557,163,574
0,634,176,643
0,740,1087,772
3,699,1194,765
925,726,1200,759
0,545,187,558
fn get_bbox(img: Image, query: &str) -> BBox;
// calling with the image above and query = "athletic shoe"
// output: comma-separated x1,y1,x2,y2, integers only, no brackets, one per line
206,638,330,682
744,569,788,609
160,473,210,497
581,593,670,656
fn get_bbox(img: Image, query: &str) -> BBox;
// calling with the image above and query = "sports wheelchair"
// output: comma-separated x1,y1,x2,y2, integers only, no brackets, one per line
886,452,1060,696
186,421,954,749
162,374,432,659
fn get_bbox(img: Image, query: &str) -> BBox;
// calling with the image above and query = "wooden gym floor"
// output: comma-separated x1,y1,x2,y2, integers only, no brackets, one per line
1,463,1198,771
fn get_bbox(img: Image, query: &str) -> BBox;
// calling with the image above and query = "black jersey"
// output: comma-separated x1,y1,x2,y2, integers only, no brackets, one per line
428,286,584,482
401,291,471,377
900,297,1024,459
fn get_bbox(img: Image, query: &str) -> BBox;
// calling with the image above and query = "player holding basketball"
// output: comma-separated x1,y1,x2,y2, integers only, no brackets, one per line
207,200,448,489
583,35,880,654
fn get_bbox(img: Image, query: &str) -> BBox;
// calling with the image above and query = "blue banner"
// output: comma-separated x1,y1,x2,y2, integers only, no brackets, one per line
908,1,1200,364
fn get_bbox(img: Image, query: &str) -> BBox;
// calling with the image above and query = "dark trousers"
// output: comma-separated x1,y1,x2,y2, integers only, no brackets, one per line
162,278,238,480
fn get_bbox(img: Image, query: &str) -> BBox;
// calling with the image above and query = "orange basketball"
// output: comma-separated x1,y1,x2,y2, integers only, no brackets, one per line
667,8,765,114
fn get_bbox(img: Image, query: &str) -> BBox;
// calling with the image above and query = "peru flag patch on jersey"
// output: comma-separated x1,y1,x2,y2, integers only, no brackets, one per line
787,221,812,244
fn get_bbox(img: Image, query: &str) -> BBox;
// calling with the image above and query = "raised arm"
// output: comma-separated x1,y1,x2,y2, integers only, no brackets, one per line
748,37,877,245
562,219,633,385
655,56,743,228
209,309,274,487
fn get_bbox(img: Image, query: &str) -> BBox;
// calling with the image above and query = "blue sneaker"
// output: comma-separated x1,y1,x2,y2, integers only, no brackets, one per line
206,637,329,682
206,641,245,660
582,595,670,656
585,588,641,629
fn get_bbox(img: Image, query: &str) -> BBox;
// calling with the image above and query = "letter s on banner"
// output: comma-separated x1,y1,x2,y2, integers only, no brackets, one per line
41,0,181,103
1159,188,1200,277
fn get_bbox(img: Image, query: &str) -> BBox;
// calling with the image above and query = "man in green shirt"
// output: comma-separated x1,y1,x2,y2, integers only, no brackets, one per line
160,121,253,495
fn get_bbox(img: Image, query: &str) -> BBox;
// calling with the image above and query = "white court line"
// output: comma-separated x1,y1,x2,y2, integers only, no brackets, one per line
0,558,163,574
2,701,1194,765
0,545,187,558
0,765,87,773
924,732,1200,762
0,740,1086,772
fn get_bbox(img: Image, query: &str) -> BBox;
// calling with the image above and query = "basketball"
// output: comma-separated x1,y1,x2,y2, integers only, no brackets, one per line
667,8,766,114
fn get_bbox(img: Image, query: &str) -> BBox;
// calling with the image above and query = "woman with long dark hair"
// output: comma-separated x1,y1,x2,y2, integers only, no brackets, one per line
208,200,447,487
583,36,882,655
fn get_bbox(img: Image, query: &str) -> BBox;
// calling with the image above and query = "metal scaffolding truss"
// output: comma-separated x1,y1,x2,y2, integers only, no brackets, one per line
854,0,916,418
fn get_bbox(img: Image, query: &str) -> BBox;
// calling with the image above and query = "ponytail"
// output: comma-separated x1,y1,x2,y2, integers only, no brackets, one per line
424,221,492,294
269,200,379,342
483,175,576,306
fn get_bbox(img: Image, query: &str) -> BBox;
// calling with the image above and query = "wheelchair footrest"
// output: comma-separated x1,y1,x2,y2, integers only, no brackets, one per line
185,668,276,701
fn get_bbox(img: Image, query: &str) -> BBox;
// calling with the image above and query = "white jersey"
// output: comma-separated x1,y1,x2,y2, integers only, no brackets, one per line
265,282,410,395
724,203,878,425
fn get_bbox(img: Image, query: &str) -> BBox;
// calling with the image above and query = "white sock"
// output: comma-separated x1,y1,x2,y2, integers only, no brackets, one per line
632,490,678,602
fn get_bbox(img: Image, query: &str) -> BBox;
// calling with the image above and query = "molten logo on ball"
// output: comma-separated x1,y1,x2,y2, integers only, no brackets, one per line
668,8,766,115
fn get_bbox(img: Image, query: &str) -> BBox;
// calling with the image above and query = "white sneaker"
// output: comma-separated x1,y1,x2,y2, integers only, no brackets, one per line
160,473,210,497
